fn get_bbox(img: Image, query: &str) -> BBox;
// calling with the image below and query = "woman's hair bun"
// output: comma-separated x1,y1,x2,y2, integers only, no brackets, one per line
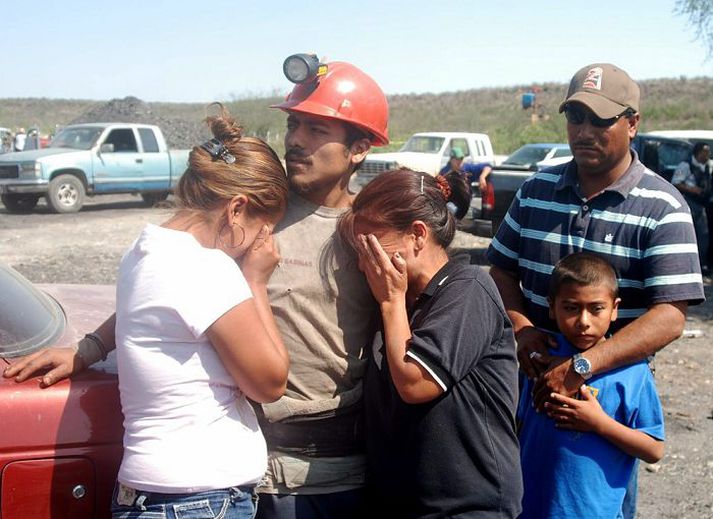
204,102,243,146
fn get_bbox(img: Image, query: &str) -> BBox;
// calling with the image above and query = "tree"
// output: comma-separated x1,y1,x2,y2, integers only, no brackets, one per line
676,0,713,58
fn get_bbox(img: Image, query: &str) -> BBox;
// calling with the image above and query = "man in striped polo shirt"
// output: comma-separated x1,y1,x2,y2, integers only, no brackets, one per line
487,63,705,515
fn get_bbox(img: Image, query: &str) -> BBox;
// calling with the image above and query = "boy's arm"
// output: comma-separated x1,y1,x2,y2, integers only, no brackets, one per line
546,386,664,464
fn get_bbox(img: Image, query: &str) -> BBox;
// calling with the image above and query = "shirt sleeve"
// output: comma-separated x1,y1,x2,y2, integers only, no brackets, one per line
623,366,665,441
641,188,704,305
173,251,252,338
486,186,524,272
406,274,508,390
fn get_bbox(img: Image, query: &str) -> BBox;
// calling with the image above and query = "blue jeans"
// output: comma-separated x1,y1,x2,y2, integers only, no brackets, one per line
111,482,257,518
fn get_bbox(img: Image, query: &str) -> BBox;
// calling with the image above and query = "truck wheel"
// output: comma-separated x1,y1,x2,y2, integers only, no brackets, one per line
140,191,169,207
1,194,40,213
47,174,85,213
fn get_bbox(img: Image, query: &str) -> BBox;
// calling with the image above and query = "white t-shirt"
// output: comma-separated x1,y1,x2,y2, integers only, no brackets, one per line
115,224,266,493
13,132,26,151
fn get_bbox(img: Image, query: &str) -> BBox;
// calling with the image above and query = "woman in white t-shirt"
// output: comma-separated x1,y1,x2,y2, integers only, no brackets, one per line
110,105,289,518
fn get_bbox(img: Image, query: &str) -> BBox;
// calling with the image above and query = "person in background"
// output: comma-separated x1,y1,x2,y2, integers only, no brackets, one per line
439,145,493,193
13,128,26,151
5,56,390,519
487,62,704,518
339,168,522,518
23,129,39,150
672,142,711,276
518,252,664,518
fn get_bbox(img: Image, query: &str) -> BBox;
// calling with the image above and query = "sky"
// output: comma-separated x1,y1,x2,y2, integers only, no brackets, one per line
1,0,711,103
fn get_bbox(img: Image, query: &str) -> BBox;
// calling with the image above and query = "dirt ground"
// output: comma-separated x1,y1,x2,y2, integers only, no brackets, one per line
1,195,712,518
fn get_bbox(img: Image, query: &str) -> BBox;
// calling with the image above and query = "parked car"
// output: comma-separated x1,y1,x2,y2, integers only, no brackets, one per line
355,131,495,189
0,123,189,214
499,143,572,171
0,263,121,518
647,130,713,151
467,133,692,237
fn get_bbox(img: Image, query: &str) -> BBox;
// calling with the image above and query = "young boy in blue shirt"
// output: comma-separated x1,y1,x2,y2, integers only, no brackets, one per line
517,252,665,518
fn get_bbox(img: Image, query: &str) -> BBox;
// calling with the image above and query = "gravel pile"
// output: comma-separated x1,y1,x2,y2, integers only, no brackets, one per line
69,96,206,149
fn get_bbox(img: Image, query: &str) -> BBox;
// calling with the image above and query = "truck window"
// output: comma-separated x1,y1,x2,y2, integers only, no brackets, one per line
658,142,691,170
450,138,470,157
104,129,138,153
552,147,572,158
400,136,445,153
138,128,160,153
50,127,103,150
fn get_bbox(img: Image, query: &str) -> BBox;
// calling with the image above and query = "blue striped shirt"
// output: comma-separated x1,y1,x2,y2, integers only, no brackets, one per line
487,152,705,332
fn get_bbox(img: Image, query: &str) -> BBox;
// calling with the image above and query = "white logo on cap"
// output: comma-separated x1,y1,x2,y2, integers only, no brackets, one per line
582,67,603,90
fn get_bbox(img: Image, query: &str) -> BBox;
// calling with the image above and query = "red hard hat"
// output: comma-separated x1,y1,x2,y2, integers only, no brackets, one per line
272,61,389,146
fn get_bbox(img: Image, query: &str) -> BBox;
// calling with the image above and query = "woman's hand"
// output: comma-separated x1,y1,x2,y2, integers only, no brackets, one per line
358,233,408,307
240,225,279,286
3,347,83,387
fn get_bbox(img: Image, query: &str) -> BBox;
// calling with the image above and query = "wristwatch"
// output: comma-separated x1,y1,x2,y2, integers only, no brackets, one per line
572,353,593,380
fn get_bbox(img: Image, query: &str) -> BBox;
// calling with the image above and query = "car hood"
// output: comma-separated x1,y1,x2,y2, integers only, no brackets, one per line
0,148,81,162
40,284,116,348
0,284,122,452
2,284,116,371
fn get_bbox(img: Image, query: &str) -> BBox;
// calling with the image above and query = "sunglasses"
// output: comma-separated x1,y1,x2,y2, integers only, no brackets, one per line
564,104,635,128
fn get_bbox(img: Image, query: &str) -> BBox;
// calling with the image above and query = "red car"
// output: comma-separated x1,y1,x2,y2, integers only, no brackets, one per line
0,264,122,519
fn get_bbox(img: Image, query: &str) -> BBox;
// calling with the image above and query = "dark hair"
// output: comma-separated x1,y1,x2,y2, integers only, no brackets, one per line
442,171,472,219
176,103,288,218
343,122,371,173
338,168,470,252
548,252,619,301
693,142,710,157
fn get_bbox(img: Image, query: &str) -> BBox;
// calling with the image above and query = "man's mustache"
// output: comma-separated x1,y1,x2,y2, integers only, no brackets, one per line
285,149,310,163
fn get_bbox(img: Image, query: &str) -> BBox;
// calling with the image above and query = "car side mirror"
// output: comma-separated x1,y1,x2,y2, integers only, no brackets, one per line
100,143,114,153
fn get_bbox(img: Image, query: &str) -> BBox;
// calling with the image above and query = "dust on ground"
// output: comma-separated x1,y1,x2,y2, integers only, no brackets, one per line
1,195,712,518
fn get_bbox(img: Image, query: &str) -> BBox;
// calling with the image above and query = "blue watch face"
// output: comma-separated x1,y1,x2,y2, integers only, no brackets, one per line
574,357,590,373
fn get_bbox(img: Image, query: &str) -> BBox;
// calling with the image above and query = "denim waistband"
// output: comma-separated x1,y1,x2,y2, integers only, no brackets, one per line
115,482,256,509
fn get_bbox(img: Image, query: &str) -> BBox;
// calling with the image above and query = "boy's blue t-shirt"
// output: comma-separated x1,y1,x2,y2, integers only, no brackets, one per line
517,334,665,519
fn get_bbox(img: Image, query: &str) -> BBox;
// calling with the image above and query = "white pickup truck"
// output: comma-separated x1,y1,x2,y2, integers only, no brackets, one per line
355,131,495,188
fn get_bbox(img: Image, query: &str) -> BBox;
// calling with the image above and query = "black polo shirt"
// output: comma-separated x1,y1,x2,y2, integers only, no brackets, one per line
364,260,523,518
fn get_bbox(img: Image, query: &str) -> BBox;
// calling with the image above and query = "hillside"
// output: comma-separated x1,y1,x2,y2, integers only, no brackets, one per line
1,77,711,155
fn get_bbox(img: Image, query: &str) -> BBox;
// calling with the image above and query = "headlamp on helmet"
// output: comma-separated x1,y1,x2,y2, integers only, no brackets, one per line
283,53,328,84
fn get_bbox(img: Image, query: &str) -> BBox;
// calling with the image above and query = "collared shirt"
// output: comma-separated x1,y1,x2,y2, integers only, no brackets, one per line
365,260,522,517
487,152,705,333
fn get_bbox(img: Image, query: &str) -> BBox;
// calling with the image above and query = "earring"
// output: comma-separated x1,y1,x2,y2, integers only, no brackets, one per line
218,222,246,249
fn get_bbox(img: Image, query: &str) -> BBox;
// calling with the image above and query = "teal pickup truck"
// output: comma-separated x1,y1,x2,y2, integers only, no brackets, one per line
0,123,190,213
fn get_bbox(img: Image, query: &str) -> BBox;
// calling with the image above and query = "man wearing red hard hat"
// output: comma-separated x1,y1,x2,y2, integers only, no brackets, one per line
254,54,389,519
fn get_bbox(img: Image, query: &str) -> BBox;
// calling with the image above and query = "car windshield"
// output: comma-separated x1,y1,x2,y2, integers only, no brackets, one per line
399,136,445,154
49,127,103,150
503,145,553,166
0,264,65,357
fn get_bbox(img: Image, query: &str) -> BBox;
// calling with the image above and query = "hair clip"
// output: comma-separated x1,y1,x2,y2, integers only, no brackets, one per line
420,175,424,194
200,138,236,164
446,201,458,215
